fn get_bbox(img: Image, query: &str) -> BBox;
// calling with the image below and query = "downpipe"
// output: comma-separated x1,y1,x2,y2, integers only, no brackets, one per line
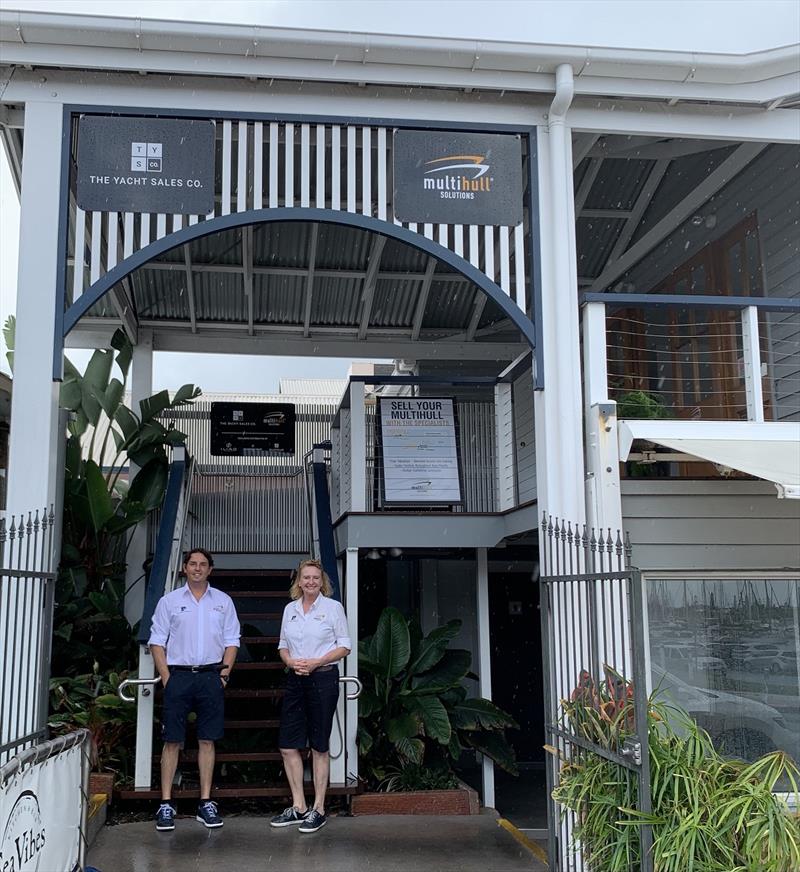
546,64,584,521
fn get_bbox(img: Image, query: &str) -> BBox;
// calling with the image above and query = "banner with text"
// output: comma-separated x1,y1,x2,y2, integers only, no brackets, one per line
393,130,523,226
1,742,83,872
77,116,215,214
379,398,462,505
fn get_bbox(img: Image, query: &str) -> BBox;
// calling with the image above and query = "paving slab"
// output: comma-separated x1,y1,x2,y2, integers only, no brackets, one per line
87,813,548,872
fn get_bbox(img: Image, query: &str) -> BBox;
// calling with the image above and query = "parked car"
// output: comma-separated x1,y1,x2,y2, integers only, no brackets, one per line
651,667,797,762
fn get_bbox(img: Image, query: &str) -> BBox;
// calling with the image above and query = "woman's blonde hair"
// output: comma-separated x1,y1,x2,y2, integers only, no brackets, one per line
289,559,333,600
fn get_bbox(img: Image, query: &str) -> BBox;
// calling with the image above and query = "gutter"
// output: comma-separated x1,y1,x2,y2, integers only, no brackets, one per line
0,10,798,102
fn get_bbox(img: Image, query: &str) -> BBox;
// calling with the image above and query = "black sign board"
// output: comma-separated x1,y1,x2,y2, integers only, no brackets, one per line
393,130,523,227
210,402,296,456
76,116,216,214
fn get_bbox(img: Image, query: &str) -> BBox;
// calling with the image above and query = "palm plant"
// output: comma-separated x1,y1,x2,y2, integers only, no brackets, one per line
358,606,518,789
55,328,200,676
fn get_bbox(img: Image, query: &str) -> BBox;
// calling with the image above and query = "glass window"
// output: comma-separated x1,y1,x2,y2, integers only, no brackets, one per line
647,576,800,769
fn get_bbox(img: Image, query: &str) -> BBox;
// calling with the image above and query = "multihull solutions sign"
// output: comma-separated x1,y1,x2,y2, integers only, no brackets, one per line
393,130,523,226
76,116,215,214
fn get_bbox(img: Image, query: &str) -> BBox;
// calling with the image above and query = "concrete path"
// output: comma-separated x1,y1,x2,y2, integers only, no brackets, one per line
87,813,548,871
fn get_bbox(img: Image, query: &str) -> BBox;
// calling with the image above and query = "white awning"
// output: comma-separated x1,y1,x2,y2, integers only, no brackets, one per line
618,420,800,499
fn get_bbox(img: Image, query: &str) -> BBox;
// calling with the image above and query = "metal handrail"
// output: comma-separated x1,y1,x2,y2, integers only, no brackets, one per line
339,675,362,700
119,674,360,702
0,728,90,788
117,676,161,703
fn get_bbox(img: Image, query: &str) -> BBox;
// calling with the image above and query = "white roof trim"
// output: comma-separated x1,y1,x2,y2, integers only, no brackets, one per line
619,420,800,499
0,11,798,104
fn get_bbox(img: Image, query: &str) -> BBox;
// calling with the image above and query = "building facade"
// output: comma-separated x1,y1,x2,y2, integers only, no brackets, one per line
1,9,798,864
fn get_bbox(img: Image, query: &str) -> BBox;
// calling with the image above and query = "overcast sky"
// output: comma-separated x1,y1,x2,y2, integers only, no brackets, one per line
1,0,798,390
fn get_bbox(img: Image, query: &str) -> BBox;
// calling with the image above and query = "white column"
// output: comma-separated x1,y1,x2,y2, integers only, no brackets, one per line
582,302,623,535
124,330,153,626
475,548,495,808
742,306,765,422
349,382,366,512
6,102,65,517
134,645,156,789
2,103,66,761
343,547,359,784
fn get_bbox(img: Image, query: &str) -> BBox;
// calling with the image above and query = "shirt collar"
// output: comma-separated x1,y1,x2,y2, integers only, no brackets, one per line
181,582,214,602
294,593,326,614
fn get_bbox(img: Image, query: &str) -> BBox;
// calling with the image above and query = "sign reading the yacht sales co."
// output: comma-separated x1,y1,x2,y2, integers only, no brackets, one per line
393,130,523,226
76,116,215,214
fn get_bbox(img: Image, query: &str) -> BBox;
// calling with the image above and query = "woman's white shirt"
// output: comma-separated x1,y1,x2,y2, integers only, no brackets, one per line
278,594,352,660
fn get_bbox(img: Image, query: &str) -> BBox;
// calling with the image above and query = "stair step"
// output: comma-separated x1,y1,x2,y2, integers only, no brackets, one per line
117,783,357,800
242,636,279,644
229,592,289,599
225,688,284,698
224,720,280,729
213,570,292,577
180,751,287,762
232,662,284,670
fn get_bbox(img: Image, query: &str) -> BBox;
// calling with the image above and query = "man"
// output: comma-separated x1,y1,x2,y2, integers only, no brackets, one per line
148,548,240,831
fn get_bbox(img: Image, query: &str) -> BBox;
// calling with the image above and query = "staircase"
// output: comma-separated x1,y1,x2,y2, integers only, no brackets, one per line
120,567,356,801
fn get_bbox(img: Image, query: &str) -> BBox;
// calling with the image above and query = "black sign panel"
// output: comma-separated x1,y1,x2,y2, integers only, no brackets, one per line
393,130,523,227
76,116,215,214
210,403,296,456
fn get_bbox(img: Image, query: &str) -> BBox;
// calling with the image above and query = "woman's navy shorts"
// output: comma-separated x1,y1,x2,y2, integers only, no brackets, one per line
278,666,339,752
161,669,225,743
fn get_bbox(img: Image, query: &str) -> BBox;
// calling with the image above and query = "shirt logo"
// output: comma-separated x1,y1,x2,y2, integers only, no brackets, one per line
290,615,298,621
180,606,188,612
213,605,225,612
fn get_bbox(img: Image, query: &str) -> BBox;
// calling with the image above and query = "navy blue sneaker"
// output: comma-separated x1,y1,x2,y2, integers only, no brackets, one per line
196,799,223,828
270,806,309,828
298,809,327,833
155,802,176,831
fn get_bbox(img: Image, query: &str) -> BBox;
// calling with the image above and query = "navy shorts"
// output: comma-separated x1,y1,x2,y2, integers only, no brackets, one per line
278,666,339,753
161,668,225,743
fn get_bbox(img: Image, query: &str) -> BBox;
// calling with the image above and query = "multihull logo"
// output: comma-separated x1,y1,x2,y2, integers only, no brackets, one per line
422,154,493,200
1,790,46,872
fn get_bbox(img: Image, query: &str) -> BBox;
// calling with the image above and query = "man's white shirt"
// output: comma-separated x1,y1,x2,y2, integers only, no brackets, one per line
148,584,241,666
278,594,352,660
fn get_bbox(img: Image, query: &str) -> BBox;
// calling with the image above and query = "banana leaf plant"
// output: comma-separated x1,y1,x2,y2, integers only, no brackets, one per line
358,606,518,788
55,328,201,676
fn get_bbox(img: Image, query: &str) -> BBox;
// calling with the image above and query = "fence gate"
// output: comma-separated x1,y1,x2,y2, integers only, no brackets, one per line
540,514,653,872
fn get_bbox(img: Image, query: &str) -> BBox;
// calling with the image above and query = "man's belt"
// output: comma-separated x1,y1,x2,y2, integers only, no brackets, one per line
169,663,223,673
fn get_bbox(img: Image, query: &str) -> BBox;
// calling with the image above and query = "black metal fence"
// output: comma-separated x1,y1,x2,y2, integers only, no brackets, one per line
540,514,653,872
0,507,56,765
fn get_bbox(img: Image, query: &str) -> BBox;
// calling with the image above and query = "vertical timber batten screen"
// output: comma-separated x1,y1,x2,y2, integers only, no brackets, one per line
0,508,56,766
540,514,653,872
65,117,530,316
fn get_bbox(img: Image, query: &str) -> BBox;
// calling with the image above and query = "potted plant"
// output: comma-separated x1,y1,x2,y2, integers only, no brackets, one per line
353,607,517,814
547,667,800,871
48,670,138,800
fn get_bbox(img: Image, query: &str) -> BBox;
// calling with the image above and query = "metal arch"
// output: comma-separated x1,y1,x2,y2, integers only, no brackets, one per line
59,207,538,355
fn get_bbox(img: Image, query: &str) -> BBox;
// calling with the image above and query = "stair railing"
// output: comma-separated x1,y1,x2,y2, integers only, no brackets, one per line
130,444,195,789
303,441,341,601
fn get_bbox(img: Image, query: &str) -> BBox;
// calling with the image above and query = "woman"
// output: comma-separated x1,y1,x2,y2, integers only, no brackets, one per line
270,559,351,833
